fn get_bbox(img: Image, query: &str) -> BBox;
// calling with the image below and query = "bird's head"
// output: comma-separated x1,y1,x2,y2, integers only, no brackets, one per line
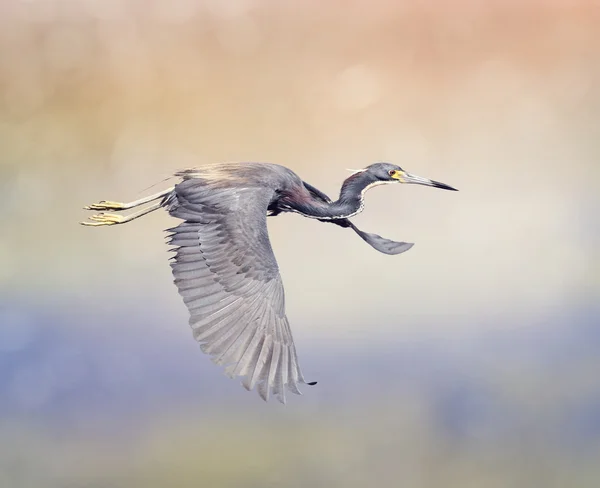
348,162,458,191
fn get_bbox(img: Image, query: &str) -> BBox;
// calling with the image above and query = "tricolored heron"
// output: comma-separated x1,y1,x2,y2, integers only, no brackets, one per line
81,162,457,403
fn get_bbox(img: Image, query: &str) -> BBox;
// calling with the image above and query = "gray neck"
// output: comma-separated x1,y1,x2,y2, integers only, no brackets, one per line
283,172,380,220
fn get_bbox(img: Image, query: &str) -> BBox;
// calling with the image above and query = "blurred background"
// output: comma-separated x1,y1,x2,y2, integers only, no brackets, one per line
1,0,599,486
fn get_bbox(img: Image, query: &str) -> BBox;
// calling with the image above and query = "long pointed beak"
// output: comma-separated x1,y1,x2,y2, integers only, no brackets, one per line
401,172,458,191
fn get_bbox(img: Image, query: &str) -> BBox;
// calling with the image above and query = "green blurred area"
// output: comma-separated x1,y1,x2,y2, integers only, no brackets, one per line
2,403,600,488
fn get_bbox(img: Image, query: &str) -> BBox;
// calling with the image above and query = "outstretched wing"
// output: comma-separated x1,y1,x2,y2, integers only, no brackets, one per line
166,179,312,403
302,181,414,255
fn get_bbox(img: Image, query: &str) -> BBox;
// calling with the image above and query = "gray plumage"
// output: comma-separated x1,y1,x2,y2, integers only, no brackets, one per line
82,161,457,403
163,164,309,403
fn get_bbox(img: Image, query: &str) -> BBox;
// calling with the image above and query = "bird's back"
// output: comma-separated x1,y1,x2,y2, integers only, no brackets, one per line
175,162,301,192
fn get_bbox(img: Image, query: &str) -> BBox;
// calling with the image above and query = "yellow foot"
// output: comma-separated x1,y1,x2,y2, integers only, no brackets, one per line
80,213,125,226
83,200,126,211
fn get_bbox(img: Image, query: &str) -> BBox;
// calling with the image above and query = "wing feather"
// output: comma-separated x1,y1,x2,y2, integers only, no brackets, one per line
267,342,281,399
165,180,312,402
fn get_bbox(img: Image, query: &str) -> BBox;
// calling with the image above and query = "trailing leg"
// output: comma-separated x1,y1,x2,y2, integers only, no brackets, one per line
83,188,173,211
81,201,163,227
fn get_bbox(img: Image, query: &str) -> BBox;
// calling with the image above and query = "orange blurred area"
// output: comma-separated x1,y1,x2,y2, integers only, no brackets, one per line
0,1,599,487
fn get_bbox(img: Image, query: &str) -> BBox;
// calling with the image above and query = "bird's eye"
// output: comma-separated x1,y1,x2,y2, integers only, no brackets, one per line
388,170,396,176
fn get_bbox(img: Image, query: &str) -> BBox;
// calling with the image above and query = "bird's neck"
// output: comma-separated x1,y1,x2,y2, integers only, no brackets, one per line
286,172,380,220
338,171,381,203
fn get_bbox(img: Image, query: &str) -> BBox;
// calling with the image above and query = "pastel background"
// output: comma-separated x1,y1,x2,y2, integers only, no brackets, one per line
1,1,599,487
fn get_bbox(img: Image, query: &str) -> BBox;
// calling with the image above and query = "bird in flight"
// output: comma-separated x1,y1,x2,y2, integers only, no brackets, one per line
81,162,457,403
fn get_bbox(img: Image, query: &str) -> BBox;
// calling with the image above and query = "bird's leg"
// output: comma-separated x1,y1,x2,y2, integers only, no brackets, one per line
81,201,162,227
83,188,174,211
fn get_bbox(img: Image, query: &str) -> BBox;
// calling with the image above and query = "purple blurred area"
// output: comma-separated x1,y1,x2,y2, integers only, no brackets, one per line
1,298,600,486
1,0,599,486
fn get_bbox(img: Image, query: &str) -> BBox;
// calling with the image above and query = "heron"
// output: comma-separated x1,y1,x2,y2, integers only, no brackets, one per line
81,162,457,403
